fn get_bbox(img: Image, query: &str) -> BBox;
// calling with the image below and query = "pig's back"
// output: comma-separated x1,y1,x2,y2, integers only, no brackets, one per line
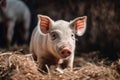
6,0,30,21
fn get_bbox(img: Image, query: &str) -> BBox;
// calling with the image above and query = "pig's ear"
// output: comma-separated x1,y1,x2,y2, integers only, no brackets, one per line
37,15,54,34
0,0,6,8
70,16,87,36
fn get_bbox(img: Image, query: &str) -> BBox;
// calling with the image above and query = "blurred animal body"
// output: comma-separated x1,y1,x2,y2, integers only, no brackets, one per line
0,0,31,46
29,15,87,73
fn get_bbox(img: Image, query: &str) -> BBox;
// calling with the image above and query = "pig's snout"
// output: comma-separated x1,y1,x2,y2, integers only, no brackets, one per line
60,47,71,58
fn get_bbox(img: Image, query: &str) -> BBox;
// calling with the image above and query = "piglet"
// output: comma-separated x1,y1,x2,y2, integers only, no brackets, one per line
29,15,87,73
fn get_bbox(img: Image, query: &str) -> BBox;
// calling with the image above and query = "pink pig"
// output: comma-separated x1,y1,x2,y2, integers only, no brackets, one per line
29,15,87,73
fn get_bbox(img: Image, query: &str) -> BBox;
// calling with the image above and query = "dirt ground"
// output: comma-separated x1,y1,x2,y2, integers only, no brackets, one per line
0,45,120,80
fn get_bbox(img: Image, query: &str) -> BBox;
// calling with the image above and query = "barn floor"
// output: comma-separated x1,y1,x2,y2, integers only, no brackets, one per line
0,45,120,80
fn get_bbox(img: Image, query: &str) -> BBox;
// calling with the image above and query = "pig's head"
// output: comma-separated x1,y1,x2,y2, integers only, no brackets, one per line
37,15,87,59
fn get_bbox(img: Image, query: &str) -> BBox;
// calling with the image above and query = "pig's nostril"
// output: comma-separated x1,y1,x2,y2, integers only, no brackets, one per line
61,51,64,55
66,51,71,55
61,49,71,58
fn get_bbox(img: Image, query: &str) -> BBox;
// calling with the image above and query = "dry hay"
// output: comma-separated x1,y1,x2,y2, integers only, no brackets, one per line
0,51,120,80
42,63,120,80
0,52,42,80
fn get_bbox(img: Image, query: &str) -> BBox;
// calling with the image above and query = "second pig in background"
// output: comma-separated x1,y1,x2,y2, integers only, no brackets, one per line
0,0,31,47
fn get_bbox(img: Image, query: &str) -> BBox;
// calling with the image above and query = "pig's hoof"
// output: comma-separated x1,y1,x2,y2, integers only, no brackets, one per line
56,67,64,73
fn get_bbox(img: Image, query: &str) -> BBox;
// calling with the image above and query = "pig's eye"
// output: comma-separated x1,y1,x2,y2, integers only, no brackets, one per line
50,32,58,40
71,33,75,40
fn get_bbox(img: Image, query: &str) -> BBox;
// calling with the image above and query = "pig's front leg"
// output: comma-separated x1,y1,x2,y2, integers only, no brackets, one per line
23,15,30,41
67,52,74,71
7,20,15,44
56,59,64,73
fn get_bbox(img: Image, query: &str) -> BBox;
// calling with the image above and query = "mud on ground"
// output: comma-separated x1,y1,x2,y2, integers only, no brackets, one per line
0,45,120,80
